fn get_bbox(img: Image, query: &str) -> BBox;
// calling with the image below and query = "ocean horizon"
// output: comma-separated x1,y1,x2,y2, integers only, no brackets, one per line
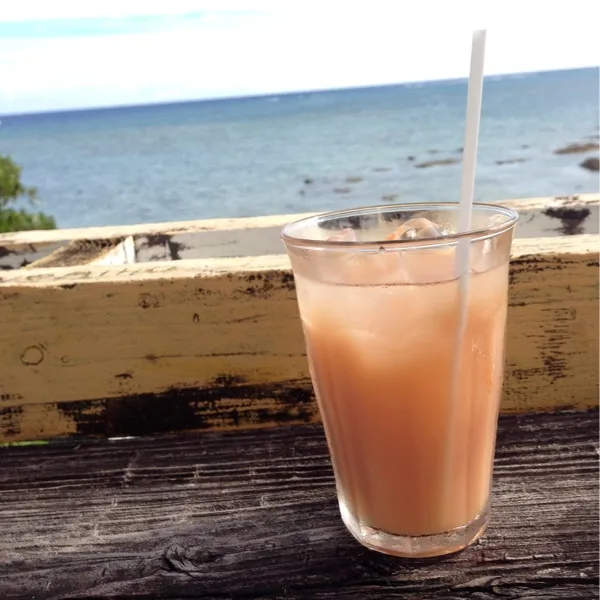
1,67,598,229
1,67,580,119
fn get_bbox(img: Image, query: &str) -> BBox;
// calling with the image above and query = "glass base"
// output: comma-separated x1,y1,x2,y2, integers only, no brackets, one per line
339,499,489,558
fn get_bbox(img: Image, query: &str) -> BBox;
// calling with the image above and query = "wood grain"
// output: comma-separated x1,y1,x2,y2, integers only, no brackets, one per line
0,194,597,268
0,234,597,442
0,410,597,599
23,236,136,268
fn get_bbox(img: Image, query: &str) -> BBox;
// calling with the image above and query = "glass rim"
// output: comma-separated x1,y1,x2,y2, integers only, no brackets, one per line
281,201,519,250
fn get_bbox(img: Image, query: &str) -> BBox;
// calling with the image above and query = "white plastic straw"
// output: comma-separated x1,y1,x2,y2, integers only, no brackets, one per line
458,30,487,236
453,29,486,379
444,30,487,527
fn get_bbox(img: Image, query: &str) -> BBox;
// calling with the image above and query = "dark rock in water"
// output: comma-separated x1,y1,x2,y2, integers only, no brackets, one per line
333,187,352,194
580,157,599,172
303,177,314,185
521,144,530,149
554,142,599,155
406,155,415,161
382,194,399,202
414,158,460,169
345,176,363,183
456,147,464,153
372,167,392,172
496,158,529,165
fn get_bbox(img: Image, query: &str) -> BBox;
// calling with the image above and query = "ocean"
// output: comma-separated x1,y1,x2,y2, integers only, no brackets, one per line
0,67,598,229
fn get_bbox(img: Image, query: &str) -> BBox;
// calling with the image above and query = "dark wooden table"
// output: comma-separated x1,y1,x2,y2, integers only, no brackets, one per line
1,410,598,600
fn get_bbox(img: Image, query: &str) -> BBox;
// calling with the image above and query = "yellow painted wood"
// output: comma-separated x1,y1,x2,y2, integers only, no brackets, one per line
0,231,597,442
505,235,599,412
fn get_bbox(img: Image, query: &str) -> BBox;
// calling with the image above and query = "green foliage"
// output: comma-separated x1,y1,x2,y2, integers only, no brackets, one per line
0,155,56,233
0,208,56,232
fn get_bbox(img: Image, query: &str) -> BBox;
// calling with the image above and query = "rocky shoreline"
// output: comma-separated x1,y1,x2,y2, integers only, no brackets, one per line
298,133,599,202
554,141,600,172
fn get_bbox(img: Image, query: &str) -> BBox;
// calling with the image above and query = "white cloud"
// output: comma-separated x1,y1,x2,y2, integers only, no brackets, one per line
0,2,598,114
0,1,276,21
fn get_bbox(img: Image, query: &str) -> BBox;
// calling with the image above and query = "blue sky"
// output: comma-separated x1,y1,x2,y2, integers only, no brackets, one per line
0,1,598,114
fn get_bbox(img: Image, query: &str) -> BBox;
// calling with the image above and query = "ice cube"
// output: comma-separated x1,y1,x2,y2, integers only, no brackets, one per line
327,228,357,242
386,218,444,241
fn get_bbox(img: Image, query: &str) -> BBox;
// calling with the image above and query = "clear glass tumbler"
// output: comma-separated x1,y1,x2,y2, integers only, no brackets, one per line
281,203,518,558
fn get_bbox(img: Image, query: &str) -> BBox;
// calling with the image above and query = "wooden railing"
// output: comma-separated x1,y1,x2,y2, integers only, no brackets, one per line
0,194,598,442
1,194,598,599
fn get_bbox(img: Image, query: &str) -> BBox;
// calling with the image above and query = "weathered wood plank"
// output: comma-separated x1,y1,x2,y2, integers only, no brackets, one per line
131,195,599,262
0,193,596,245
0,234,597,441
23,236,135,269
0,410,597,599
0,240,65,271
510,194,599,238
0,194,597,268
